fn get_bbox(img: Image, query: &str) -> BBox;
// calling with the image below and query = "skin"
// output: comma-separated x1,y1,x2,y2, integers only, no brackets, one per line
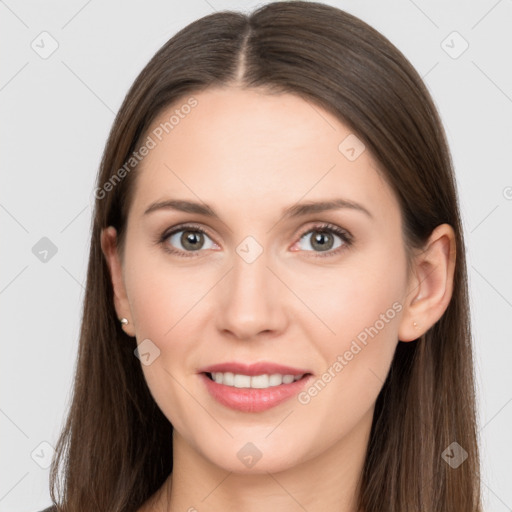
101,87,456,512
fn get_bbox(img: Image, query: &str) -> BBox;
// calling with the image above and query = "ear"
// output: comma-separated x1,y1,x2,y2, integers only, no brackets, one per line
100,226,136,337
398,223,456,342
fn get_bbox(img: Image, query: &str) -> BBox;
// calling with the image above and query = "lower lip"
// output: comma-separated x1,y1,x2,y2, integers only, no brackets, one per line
200,373,312,412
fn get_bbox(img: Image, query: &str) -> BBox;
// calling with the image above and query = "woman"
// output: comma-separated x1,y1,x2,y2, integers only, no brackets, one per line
44,1,482,511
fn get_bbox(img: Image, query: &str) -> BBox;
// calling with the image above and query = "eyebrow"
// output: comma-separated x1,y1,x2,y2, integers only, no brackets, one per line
144,197,373,220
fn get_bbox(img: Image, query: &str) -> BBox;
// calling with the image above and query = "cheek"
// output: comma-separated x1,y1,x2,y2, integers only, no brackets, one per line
293,271,403,448
127,256,206,430
301,245,405,346
126,248,210,338
124,248,215,396
301,243,405,396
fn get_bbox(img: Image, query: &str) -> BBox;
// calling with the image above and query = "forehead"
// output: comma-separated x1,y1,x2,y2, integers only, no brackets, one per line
129,87,399,224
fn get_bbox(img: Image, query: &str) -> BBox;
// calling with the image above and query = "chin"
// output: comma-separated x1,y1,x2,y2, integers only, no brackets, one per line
197,439,306,476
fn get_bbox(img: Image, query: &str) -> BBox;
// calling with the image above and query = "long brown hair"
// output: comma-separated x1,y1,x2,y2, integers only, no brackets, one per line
48,2,482,510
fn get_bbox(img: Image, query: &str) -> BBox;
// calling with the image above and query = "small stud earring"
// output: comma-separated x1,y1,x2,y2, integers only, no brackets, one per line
120,318,129,326
413,321,418,328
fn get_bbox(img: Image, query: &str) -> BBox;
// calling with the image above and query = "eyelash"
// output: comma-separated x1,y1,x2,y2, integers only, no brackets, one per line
157,222,353,259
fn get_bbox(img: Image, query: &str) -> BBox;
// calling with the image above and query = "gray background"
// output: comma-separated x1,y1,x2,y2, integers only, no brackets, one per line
1,0,511,510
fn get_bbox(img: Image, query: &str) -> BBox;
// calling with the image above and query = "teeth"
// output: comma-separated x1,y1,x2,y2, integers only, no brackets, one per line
210,372,304,389
234,374,251,388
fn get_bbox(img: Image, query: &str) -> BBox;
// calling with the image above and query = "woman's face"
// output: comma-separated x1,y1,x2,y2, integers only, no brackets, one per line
105,87,413,474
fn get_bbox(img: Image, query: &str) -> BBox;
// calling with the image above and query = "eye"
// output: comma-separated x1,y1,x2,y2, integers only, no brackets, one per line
159,224,218,257
292,223,352,257
157,222,353,258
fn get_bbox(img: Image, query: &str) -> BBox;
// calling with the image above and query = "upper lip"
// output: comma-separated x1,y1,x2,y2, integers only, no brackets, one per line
198,361,312,376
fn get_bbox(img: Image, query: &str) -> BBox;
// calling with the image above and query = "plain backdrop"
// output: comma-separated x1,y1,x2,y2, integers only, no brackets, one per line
1,1,511,510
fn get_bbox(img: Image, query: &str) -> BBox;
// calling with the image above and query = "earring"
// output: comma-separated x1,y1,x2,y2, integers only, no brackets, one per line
413,321,419,328
119,318,129,326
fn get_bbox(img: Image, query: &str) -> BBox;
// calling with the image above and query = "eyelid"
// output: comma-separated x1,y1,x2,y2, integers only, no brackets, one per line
158,221,353,257
294,221,352,242
162,222,216,242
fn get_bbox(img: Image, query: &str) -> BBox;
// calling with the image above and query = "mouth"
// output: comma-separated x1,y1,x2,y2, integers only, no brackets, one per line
199,370,314,412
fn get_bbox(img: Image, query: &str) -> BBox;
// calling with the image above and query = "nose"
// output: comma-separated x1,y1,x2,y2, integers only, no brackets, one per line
215,245,289,341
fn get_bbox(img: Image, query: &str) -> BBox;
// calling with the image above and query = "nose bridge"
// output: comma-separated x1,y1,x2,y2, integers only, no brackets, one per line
215,235,286,338
230,238,275,310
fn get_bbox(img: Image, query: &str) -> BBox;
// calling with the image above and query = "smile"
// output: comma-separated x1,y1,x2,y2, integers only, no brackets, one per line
200,372,312,413
207,371,305,389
